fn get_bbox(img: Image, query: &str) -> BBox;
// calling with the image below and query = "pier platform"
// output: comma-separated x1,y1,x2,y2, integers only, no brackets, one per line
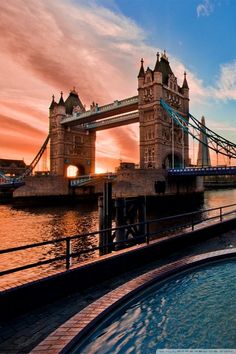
1,218,236,353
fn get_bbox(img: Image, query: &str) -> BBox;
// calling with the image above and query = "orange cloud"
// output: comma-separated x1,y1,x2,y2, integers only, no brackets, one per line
0,0,213,171
0,0,145,168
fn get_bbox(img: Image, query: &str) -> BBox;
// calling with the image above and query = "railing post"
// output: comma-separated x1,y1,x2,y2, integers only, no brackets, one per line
146,222,150,245
66,238,71,270
220,207,223,222
191,216,194,231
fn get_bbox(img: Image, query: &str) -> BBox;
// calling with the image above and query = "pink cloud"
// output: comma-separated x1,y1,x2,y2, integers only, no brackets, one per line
0,0,146,169
0,0,215,171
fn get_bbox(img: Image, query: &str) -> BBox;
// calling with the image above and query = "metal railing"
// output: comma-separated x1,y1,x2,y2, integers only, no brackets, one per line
1,203,236,277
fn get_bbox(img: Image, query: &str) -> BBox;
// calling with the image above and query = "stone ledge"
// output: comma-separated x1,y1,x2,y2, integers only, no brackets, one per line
32,248,236,353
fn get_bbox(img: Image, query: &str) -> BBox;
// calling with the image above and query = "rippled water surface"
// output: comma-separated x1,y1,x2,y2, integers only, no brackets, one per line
0,202,99,249
76,259,236,352
1,189,236,286
0,202,99,283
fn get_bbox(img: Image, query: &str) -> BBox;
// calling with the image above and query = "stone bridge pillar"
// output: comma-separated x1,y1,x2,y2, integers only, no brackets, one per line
49,90,96,177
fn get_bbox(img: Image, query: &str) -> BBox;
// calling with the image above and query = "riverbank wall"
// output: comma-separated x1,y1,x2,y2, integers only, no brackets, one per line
2,215,236,321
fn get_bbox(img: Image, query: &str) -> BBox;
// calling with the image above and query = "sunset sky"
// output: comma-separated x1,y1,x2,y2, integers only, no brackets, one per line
1,0,236,171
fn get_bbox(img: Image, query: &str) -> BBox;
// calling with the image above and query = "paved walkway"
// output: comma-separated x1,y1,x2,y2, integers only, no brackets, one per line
0,229,236,353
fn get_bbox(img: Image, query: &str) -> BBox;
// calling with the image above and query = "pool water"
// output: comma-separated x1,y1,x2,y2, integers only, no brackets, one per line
75,259,236,353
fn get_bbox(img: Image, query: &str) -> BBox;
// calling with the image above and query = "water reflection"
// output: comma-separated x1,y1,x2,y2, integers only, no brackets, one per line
1,189,236,288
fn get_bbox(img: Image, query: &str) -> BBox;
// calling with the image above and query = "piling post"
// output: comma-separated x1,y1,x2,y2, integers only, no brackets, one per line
98,182,113,255
114,198,126,248
138,196,146,242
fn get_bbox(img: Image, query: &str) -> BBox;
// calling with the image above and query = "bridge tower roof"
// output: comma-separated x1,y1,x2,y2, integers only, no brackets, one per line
65,88,84,114
58,91,65,106
182,71,189,89
49,95,57,110
154,50,173,85
138,58,145,78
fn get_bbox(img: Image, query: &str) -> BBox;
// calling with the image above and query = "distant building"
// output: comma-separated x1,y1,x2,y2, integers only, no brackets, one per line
197,116,211,167
0,159,27,177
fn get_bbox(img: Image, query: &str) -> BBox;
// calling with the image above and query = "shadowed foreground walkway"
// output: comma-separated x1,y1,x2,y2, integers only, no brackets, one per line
0,228,236,353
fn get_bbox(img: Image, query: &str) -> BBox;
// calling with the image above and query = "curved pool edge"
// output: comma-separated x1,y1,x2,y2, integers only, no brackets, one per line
31,248,236,354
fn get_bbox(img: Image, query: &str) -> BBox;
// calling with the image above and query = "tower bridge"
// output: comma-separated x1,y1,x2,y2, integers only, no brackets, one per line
2,50,236,199
49,51,191,178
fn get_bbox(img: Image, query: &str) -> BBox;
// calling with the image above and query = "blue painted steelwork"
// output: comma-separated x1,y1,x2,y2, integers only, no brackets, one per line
160,99,236,159
70,173,117,187
0,135,50,188
168,166,236,176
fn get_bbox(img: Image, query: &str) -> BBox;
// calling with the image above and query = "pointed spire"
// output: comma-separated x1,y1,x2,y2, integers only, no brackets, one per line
182,71,189,89
197,116,211,167
162,50,168,61
70,86,78,95
138,58,145,78
49,94,56,110
58,91,65,106
154,51,160,72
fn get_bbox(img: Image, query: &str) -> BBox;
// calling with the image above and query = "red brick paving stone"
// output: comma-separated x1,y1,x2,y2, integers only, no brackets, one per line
31,248,236,354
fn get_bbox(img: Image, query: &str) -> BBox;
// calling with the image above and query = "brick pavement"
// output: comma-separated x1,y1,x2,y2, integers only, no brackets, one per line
32,248,236,354
0,229,236,353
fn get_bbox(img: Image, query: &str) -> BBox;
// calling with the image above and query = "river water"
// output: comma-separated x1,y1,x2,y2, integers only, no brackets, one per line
1,189,236,288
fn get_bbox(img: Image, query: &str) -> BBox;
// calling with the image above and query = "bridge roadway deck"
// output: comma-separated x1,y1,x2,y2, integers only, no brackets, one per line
168,166,236,176
61,95,138,126
1,219,236,353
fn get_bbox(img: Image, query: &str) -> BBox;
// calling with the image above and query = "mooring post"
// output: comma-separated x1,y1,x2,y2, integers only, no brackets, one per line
98,182,112,255
114,198,126,248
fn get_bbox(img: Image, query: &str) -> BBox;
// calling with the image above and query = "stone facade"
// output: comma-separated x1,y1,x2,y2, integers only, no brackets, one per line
138,52,190,169
49,90,96,177
13,176,69,197
113,168,203,198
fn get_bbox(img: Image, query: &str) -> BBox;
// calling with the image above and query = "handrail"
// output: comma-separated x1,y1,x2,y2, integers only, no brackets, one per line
1,203,236,277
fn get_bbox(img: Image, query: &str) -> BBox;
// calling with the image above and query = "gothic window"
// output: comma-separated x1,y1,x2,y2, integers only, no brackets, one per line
144,148,148,163
148,148,152,162
152,148,155,162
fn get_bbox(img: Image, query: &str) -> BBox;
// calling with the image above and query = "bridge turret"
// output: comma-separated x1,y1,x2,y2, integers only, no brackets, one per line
49,95,57,117
65,88,85,115
153,52,162,83
138,58,145,88
181,72,189,114
57,91,66,114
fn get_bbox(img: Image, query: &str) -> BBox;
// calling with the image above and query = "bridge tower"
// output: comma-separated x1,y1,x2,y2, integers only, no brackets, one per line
138,51,190,169
49,89,96,177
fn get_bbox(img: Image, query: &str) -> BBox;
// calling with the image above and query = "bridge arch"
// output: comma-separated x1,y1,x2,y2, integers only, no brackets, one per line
66,163,85,178
163,151,183,169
